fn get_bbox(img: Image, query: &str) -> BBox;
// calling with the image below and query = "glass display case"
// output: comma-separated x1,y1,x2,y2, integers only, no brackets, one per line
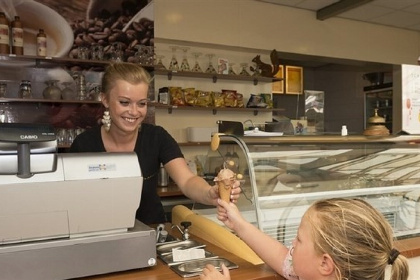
193,134,420,247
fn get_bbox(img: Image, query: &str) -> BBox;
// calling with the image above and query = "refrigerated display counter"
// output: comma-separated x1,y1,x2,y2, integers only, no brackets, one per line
194,134,420,247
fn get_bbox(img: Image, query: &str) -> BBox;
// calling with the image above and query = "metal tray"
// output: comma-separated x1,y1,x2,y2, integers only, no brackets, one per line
170,257,238,278
156,239,205,256
160,249,216,265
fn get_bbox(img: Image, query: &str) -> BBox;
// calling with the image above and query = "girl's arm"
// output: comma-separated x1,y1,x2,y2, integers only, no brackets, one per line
217,199,289,275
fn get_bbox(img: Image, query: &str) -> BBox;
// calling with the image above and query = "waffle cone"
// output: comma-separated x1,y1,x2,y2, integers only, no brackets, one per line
218,181,232,202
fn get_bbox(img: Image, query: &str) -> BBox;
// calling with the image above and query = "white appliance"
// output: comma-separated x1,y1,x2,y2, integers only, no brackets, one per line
0,123,156,280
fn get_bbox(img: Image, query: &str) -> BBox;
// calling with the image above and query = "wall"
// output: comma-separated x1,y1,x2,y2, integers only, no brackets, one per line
312,67,369,132
154,0,420,65
273,67,369,133
154,0,420,136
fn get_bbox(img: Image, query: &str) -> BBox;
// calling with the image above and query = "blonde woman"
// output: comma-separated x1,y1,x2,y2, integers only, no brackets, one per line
70,63,240,224
201,198,409,280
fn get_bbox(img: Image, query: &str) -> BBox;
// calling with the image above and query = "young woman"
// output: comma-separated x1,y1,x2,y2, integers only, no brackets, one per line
70,63,241,224
200,198,409,280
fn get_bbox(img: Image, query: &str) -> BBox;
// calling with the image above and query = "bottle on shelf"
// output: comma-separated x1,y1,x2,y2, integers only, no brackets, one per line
36,28,47,56
0,12,10,55
158,163,169,187
11,16,23,55
341,125,348,136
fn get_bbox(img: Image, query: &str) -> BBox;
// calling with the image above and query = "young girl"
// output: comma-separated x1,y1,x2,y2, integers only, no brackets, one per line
200,198,409,280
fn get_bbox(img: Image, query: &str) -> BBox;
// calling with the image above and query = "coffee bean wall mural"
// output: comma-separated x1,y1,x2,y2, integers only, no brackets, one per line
37,0,154,61
0,0,154,133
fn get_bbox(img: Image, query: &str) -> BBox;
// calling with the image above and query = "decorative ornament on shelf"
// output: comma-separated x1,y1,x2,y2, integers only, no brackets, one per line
249,49,280,78
363,108,390,136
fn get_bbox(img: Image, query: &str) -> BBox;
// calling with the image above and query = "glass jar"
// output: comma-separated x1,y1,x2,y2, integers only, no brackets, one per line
74,73,87,100
90,84,102,101
90,44,103,61
19,80,32,99
0,109,6,123
109,42,124,62
66,128,76,145
0,81,7,97
77,46,89,60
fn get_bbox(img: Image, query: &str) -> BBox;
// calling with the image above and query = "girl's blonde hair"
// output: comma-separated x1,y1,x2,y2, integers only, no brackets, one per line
307,198,409,280
101,62,152,99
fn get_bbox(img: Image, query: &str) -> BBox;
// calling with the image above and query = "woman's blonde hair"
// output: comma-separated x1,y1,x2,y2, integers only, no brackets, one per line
306,198,409,280
101,62,152,99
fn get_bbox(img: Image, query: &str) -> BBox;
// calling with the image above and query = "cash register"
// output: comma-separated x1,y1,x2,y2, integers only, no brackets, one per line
0,123,156,280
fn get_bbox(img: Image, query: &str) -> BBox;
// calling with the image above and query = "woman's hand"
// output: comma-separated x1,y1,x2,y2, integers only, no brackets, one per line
199,264,231,280
166,158,241,207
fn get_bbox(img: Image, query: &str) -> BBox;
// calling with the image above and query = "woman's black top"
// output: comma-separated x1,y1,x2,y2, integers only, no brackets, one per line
69,123,184,224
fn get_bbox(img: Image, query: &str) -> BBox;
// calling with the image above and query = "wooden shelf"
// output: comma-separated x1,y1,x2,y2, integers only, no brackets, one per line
150,102,283,115
178,142,210,146
58,144,73,149
154,69,282,85
0,97,102,104
60,143,208,150
0,54,153,71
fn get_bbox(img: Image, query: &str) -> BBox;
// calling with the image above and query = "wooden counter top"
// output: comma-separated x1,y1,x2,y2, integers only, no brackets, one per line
82,225,283,280
78,222,420,280
81,236,420,280
396,236,420,259
157,184,183,197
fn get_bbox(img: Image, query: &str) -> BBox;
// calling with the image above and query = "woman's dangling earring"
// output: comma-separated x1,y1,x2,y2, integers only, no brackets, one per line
102,109,111,132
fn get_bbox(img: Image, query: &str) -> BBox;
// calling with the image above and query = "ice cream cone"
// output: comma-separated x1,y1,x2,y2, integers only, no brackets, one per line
215,168,235,202
218,181,232,202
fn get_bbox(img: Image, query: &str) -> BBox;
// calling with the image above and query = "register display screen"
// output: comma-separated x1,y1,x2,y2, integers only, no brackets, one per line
0,123,57,177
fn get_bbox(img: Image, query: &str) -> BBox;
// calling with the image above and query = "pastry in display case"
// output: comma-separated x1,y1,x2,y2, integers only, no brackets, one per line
194,134,420,247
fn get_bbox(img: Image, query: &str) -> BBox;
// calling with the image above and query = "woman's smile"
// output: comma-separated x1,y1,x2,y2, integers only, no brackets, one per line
122,116,138,123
